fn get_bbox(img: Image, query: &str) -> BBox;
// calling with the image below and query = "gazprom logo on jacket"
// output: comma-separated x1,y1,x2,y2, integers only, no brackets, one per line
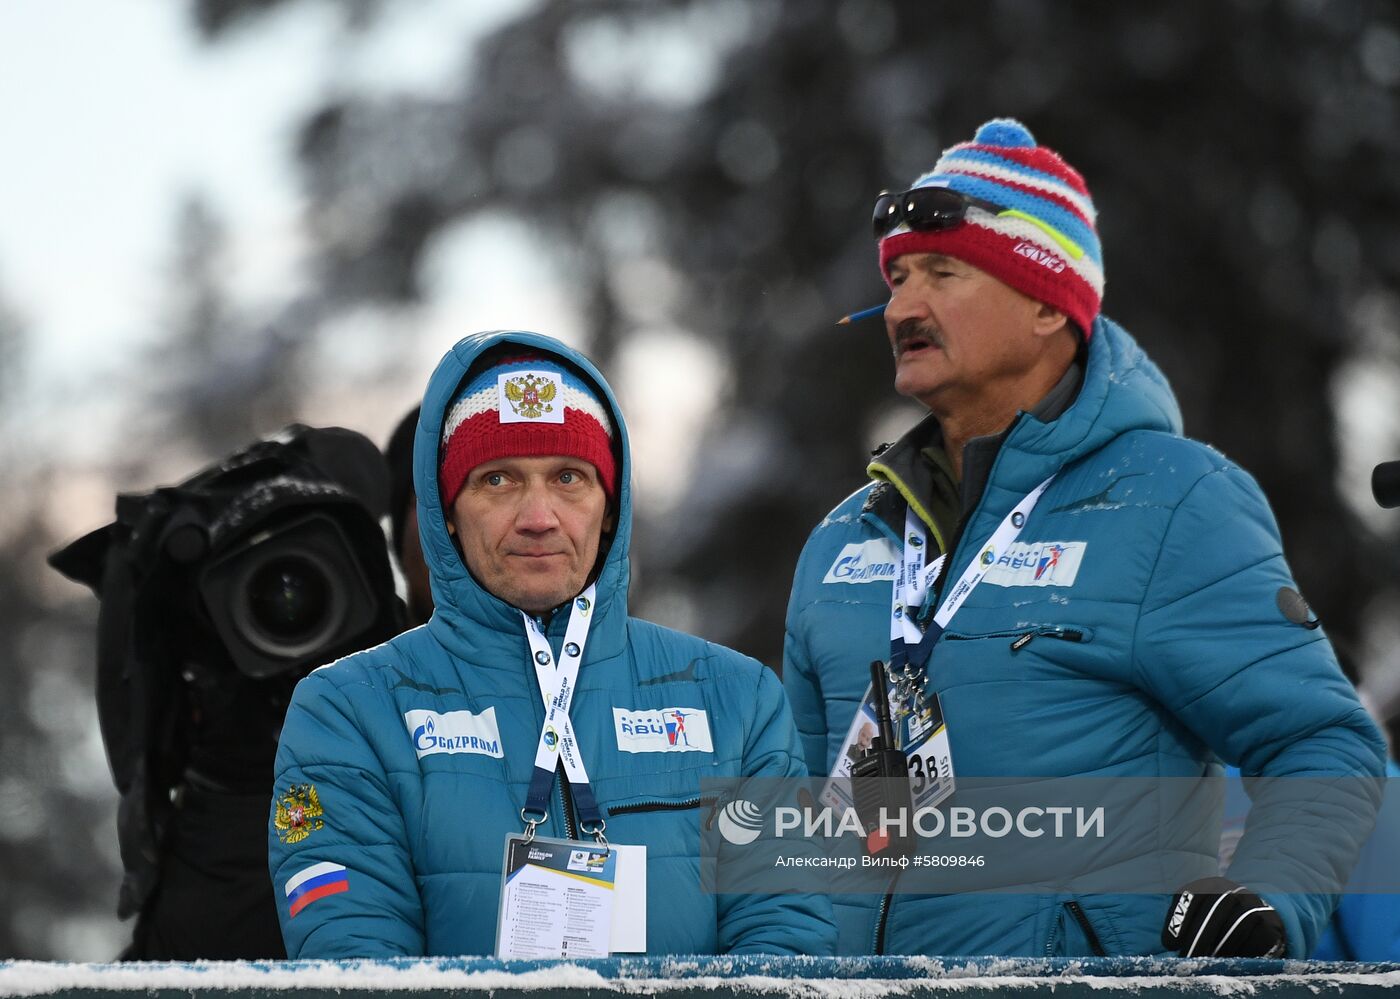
404,707,504,759
613,707,714,754
982,541,1087,588
822,539,899,585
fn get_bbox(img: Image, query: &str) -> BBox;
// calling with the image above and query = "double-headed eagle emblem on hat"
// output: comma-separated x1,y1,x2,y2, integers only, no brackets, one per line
504,373,557,420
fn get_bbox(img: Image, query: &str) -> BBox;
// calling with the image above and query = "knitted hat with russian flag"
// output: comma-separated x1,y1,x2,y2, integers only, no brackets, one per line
879,118,1104,338
438,352,617,508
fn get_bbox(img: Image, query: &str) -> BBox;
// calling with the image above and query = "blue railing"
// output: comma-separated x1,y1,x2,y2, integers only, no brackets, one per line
2,956,1399,997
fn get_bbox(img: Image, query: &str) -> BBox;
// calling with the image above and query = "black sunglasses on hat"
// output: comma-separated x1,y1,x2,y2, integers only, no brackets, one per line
871,187,1004,241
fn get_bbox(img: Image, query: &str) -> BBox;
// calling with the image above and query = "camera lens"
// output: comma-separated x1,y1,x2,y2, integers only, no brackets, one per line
247,556,331,643
232,549,347,660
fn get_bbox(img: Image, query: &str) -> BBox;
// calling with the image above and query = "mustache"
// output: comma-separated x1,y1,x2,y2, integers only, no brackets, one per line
892,319,944,356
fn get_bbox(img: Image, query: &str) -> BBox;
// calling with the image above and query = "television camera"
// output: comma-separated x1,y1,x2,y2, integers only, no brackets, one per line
49,424,405,959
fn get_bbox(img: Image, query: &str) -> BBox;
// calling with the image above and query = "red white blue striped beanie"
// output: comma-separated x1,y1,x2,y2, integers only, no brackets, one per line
879,118,1104,338
439,353,617,506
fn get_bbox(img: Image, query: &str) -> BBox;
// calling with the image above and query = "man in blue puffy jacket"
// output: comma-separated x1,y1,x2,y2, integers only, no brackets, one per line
270,331,834,957
783,118,1385,958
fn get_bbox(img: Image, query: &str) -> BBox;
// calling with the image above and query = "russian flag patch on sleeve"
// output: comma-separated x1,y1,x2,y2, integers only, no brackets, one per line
284,861,349,918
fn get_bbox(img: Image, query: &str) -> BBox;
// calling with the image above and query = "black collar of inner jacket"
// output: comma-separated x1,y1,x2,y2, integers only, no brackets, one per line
864,352,1085,538
956,353,1085,514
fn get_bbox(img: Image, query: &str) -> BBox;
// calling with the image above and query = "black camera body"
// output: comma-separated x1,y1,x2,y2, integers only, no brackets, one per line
50,424,404,948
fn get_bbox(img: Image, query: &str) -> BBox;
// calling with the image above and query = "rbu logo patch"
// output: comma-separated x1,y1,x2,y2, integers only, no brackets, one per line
613,707,714,754
982,541,1087,588
822,539,899,585
404,707,504,759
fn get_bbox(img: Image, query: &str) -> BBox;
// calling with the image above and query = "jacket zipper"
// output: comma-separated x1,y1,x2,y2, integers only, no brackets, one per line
557,766,578,841
872,869,902,954
945,625,1089,651
607,796,714,818
1011,627,1084,651
873,873,907,951
1065,900,1107,956
873,892,892,954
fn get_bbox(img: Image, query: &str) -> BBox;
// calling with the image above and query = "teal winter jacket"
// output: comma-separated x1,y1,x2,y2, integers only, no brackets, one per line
271,331,835,958
783,316,1385,958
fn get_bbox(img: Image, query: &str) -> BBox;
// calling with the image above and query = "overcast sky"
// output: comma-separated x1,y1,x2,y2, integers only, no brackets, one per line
0,1,1390,527
0,0,722,536
0,1,571,380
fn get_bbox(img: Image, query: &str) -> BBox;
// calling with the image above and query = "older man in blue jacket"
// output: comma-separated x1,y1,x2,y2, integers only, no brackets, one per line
783,118,1385,958
270,331,834,957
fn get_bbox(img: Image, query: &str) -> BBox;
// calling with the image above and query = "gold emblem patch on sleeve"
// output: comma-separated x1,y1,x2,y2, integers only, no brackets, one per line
274,783,325,845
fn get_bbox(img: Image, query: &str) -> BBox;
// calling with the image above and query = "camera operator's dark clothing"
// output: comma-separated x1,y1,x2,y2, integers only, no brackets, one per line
127,784,285,960
50,423,401,961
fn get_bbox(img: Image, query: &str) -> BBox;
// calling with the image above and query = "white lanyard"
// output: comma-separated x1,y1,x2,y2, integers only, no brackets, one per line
891,475,1055,672
890,509,946,649
521,585,602,831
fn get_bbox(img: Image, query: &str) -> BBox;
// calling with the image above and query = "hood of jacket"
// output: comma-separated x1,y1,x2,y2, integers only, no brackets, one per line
413,331,633,666
956,314,1183,547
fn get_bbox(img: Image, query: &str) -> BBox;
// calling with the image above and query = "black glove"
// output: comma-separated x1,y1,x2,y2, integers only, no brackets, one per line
1162,876,1286,957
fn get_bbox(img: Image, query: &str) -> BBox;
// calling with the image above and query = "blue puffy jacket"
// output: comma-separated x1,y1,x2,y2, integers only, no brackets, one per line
270,331,835,958
783,316,1385,957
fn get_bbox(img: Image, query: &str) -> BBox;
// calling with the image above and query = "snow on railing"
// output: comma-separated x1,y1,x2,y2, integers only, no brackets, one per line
2,955,1400,997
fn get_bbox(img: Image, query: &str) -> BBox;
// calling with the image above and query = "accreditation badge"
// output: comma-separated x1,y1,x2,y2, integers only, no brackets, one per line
819,684,886,810
496,834,617,958
820,684,955,813
899,690,954,810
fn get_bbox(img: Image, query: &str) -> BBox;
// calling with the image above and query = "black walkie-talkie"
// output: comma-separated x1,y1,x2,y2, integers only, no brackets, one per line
849,660,915,857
